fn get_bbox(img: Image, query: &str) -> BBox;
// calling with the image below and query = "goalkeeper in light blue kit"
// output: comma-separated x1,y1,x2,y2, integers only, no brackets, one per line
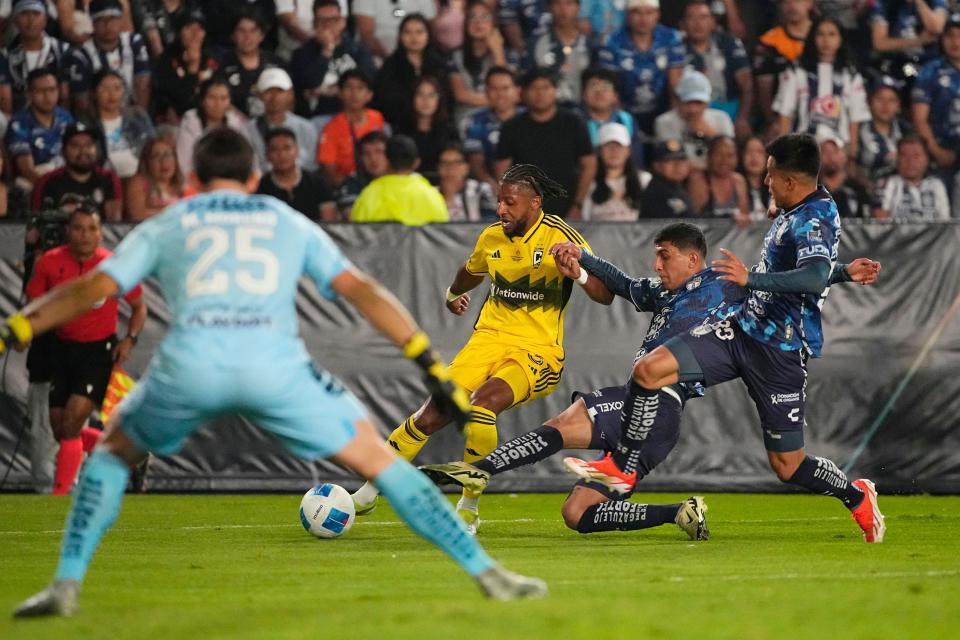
9,128,545,618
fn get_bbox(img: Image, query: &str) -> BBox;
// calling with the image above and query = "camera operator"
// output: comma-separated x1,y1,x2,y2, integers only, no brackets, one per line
31,122,122,221
25,206,146,495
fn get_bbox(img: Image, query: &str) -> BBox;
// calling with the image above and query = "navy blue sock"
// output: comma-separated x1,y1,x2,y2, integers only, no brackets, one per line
786,455,864,509
472,426,563,475
576,501,681,533
612,379,663,473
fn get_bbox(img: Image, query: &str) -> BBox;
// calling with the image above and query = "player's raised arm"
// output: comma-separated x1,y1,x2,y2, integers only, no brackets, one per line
831,259,882,286
713,247,832,294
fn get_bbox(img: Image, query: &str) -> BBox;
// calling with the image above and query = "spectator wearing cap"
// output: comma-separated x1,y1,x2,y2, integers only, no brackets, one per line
151,8,220,121
596,0,685,135
66,0,150,115
772,17,870,156
681,0,753,140
854,79,911,186
817,134,871,218
582,121,650,221
638,139,694,218
247,68,318,173
220,9,283,118
0,0,73,116
90,68,155,179
336,130,390,219
353,0,437,59
463,66,522,192
6,68,74,195
257,127,337,221
911,18,960,171
351,134,449,225
526,0,594,107
495,68,595,218
139,0,198,57
874,135,950,220
176,76,250,177
654,69,733,171
752,0,814,136
317,69,385,187
289,0,376,122
33,122,122,220
56,0,135,45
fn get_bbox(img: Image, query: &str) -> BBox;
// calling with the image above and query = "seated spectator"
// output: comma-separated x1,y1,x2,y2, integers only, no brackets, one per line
6,68,74,194
289,0,375,122
397,76,459,182
580,67,636,147
854,78,911,186
597,0,685,134
246,68,318,173
773,17,870,156
317,69,385,186
638,139,694,217
689,135,750,224
527,0,593,107
753,0,814,135
874,135,950,220
90,68,154,179
581,122,649,221
0,0,72,116
257,127,336,222
124,134,184,221
139,0,197,56
176,77,249,176
499,0,551,54
578,0,625,46
337,130,390,219
654,69,733,170
351,134,449,224
353,0,437,59
448,0,508,124
194,0,278,52
817,134,870,218
434,0,466,53
33,122,122,220
56,0,134,45
463,66,521,190
437,142,496,221
739,135,770,222
220,9,283,117
681,0,752,138
870,0,947,68
911,18,960,170
67,0,150,115
151,9,220,122
275,0,318,61
495,68,595,218
372,13,449,130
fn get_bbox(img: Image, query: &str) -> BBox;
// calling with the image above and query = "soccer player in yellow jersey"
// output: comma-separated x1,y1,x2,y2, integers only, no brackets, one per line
352,165,613,532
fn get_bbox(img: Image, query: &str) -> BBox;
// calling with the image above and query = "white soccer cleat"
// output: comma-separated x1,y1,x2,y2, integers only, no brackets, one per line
851,478,885,543
476,564,547,600
674,496,709,541
12,580,80,618
457,508,481,536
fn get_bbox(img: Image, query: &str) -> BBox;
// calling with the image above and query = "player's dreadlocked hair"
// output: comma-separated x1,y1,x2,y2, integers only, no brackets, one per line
500,164,568,200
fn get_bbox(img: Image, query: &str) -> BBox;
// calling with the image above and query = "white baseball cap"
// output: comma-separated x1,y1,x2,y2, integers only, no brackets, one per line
257,68,293,92
598,122,632,148
627,0,660,10
676,70,712,103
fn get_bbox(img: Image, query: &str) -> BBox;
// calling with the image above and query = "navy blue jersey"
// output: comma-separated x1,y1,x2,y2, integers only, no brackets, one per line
733,187,840,357
911,57,960,148
499,0,551,41
871,0,947,39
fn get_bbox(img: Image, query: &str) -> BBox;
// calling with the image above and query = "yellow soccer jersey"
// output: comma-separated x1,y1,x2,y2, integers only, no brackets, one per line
464,212,591,350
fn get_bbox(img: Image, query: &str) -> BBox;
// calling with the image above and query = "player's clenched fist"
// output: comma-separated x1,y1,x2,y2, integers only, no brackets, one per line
446,290,471,315
846,258,882,285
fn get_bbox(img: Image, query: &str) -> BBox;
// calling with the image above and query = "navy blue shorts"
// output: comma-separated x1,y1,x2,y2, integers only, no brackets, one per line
665,319,807,452
571,385,684,500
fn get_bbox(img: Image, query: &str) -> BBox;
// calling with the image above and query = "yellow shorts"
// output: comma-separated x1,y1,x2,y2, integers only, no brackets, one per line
447,331,564,408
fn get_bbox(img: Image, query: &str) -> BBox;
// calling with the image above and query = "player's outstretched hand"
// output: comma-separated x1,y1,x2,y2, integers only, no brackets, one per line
847,258,882,285
549,241,582,263
712,248,750,286
446,291,471,316
0,314,33,355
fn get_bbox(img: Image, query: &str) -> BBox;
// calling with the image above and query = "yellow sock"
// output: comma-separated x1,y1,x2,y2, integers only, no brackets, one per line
462,406,498,501
386,416,430,462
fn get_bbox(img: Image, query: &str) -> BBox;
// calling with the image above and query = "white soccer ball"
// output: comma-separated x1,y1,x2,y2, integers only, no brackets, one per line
299,483,356,539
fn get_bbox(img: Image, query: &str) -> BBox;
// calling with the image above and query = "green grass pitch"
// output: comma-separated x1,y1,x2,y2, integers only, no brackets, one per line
1,492,958,640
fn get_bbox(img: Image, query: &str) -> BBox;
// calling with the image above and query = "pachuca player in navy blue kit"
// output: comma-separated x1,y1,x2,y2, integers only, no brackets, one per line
565,133,887,543
422,222,880,538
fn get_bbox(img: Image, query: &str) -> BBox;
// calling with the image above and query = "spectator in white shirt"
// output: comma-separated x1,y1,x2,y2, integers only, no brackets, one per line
874,135,951,221
246,68,318,173
654,69,733,171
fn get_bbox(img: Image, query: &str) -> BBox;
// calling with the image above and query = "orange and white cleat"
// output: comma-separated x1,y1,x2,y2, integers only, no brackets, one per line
563,453,637,495
850,478,885,543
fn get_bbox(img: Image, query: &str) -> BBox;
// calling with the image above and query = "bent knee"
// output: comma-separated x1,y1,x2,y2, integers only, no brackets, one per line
632,359,660,389
561,501,585,531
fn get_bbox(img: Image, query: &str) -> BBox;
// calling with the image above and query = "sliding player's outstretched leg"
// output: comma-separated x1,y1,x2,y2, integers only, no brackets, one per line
339,419,546,600
561,485,709,540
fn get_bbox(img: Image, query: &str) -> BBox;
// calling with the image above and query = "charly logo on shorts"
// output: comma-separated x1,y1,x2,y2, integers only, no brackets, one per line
770,392,800,405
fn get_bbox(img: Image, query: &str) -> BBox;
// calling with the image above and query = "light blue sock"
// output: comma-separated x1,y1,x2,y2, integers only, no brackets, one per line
55,450,130,582
374,459,495,577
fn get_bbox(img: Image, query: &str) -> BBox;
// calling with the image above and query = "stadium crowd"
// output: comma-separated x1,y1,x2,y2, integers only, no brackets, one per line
2,0,960,224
